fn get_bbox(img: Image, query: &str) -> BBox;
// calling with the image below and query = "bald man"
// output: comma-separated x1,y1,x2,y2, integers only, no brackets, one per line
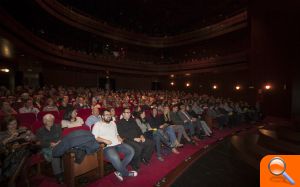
85,107,102,129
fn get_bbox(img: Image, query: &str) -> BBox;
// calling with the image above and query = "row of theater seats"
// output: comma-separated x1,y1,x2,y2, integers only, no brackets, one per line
0,107,126,132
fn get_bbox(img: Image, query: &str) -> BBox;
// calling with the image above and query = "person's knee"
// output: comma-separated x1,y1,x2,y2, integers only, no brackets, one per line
106,153,120,163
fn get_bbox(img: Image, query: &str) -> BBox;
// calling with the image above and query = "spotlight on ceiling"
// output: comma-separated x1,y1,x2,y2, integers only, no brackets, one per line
235,85,241,90
213,85,217,89
170,82,175,86
186,82,190,87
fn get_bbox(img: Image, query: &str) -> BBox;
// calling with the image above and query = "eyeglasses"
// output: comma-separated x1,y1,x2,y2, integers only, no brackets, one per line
123,112,131,114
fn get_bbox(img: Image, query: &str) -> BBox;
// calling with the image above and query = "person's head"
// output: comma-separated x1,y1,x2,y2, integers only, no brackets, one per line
151,107,158,117
78,97,84,104
109,108,115,116
92,107,99,116
43,114,55,128
101,109,112,123
63,95,69,103
172,105,178,112
25,99,33,108
1,101,11,111
163,105,170,114
47,98,54,106
139,110,146,119
4,116,18,132
122,108,131,120
179,104,186,111
63,106,77,121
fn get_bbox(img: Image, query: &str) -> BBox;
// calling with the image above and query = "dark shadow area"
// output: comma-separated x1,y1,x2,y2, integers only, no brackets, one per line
172,138,259,187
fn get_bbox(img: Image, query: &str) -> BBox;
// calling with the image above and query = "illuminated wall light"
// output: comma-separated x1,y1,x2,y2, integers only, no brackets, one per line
0,68,10,73
186,82,190,87
170,74,174,78
170,82,175,86
265,85,271,90
249,86,254,89
185,73,191,76
235,85,241,90
213,85,217,89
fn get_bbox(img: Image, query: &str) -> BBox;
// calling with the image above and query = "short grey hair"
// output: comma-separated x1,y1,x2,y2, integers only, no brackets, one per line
43,114,55,124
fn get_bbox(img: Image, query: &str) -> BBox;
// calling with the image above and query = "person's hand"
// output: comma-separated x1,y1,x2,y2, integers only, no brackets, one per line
11,132,19,138
184,120,188,123
117,137,123,143
159,125,165,129
140,136,146,143
105,140,112,145
50,142,58,148
50,140,61,148
134,138,141,142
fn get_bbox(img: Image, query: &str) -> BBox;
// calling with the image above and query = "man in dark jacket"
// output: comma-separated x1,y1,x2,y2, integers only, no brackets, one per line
36,114,63,184
117,108,155,171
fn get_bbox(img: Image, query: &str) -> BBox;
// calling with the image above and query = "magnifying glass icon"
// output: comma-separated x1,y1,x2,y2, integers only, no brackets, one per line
268,157,295,185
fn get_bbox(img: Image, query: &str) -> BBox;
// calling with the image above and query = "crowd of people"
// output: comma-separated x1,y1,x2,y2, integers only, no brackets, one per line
0,85,261,184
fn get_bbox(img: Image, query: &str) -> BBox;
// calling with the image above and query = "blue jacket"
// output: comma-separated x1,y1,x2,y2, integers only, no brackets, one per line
52,130,99,158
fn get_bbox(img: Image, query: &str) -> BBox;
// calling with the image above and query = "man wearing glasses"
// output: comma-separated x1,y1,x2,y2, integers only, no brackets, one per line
117,108,155,171
92,109,137,181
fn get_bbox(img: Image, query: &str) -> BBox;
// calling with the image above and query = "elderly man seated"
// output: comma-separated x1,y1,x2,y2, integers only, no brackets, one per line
36,114,63,184
85,107,101,130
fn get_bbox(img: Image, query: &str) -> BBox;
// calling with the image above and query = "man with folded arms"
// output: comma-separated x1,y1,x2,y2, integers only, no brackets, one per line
117,108,155,171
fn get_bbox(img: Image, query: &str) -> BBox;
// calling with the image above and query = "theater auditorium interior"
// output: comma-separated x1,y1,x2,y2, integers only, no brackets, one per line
0,0,299,187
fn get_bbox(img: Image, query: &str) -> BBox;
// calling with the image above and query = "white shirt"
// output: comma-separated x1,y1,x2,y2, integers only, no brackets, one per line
92,120,120,147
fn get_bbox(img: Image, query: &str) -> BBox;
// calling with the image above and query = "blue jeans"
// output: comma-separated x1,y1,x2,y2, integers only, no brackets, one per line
184,122,196,136
103,143,134,177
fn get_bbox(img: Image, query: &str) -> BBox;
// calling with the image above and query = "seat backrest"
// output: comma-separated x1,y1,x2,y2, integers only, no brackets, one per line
32,121,43,134
115,107,123,117
17,113,36,130
77,109,92,121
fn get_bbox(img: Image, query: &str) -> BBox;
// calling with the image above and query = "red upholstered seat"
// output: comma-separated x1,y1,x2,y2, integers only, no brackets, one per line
17,113,36,130
77,108,92,121
59,110,65,119
31,121,43,134
115,107,123,117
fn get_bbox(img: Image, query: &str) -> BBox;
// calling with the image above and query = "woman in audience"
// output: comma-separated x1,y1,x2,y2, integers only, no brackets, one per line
61,107,84,128
19,99,40,114
0,116,35,182
136,110,179,162
43,98,59,112
109,107,118,122
0,101,17,116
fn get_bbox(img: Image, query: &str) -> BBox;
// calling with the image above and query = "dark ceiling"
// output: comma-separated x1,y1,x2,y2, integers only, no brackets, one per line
59,0,248,36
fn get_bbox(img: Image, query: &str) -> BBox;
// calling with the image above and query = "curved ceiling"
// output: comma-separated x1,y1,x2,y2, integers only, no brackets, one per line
59,0,248,37
36,0,248,48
